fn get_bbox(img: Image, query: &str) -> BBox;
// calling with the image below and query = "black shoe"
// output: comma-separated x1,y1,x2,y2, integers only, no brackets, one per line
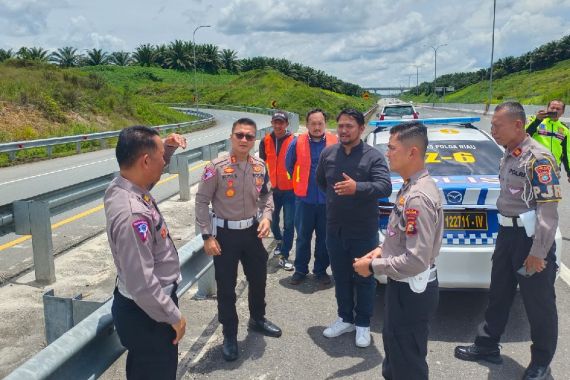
315,273,332,287
522,364,550,380
454,344,503,364
248,318,282,337
289,272,306,285
222,335,238,361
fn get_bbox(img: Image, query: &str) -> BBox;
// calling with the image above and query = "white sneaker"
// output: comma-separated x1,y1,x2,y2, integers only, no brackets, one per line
355,326,371,348
323,317,355,338
273,240,282,256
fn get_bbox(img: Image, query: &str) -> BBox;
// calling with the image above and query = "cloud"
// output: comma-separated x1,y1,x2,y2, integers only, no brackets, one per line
218,0,371,34
0,0,69,36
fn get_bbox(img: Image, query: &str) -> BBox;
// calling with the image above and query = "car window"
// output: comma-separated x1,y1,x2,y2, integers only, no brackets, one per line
383,106,413,116
375,139,503,175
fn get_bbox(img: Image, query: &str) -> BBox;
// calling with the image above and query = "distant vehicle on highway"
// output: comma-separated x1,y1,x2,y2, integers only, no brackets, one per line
377,102,419,121
366,117,562,289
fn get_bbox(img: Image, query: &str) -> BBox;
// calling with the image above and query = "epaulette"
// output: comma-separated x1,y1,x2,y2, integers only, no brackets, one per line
211,155,231,167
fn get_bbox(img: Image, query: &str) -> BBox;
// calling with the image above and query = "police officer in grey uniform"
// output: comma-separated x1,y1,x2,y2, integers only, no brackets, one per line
354,121,443,380
195,117,282,362
455,102,560,380
105,126,187,380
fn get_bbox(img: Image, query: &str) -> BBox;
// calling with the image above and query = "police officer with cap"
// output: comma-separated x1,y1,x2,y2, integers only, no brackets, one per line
455,102,560,380
195,117,282,362
354,121,443,380
105,126,187,380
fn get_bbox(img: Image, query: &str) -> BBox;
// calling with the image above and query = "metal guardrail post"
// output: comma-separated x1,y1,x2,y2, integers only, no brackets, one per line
194,224,216,299
14,200,56,283
30,201,56,284
177,155,191,201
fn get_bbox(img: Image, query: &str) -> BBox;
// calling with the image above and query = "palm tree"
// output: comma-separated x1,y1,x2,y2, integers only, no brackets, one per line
199,44,221,74
0,48,13,62
154,44,169,68
133,44,156,67
110,51,132,66
219,49,240,73
50,47,81,67
17,47,50,61
164,40,191,70
84,48,110,66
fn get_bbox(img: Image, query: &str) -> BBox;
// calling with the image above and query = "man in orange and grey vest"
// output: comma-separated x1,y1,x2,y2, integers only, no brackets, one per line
285,109,338,286
259,110,296,271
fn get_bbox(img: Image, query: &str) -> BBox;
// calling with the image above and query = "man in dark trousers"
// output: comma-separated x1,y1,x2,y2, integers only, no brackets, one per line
196,117,282,362
354,121,443,380
286,108,338,286
316,108,392,348
105,126,187,380
455,102,561,380
259,110,296,271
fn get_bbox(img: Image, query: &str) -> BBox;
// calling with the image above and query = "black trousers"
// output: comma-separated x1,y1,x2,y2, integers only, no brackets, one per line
475,225,558,367
111,286,179,380
213,224,268,336
382,278,439,380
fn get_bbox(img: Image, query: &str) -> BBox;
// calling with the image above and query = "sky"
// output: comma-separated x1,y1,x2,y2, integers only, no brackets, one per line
1,0,569,88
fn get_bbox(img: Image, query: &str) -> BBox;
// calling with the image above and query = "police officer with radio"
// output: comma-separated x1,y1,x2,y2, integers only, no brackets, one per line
195,117,282,362
105,126,187,380
354,121,443,380
455,102,560,380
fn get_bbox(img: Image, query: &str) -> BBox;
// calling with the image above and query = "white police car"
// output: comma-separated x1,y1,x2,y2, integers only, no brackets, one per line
366,117,562,289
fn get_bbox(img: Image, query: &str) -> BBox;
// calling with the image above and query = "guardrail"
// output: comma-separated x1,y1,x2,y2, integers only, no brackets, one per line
0,110,215,161
4,234,211,380
0,105,297,284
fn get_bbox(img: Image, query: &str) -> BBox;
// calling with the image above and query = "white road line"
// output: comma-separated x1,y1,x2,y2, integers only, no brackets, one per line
0,158,115,186
560,263,570,286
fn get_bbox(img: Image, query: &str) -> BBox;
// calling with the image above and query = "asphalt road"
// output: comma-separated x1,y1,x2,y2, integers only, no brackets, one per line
0,109,272,281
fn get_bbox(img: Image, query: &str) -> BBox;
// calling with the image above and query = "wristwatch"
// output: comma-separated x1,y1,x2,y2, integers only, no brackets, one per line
201,234,212,241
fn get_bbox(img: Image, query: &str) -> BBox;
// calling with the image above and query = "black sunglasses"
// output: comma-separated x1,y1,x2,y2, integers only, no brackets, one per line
234,132,256,141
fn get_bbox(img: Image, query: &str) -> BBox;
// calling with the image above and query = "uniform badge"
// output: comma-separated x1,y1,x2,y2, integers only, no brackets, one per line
160,226,168,239
512,147,522,157
405,208,419,219
398,196,405,206
535,165,552,184
226,188,235,197
406,221,417,235
142,194,151,204
227,179,234,187
559,126,565,134
253,165,263,173
132,220,150,242
224,167,235,174
255,177,264,186
231,156,237,164
201,166,216,181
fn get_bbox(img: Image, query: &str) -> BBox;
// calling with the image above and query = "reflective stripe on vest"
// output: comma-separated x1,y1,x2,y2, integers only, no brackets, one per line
527,117,569,166
264,134,294,190
293,132,338,197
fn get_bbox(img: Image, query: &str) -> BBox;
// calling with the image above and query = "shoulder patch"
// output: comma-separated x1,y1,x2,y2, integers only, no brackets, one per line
132,219,150,242
531,158,561,202
201,164,216,182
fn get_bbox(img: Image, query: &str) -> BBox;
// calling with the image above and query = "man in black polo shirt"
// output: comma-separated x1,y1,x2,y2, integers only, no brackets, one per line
316,108,392,347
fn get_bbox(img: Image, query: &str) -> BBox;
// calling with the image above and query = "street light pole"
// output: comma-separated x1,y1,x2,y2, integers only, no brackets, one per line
487,0,496,110
193,25,211,111
412,64,421,96
429,44,447,96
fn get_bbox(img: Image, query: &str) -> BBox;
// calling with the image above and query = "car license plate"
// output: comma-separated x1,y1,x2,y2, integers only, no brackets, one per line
444,211,488,230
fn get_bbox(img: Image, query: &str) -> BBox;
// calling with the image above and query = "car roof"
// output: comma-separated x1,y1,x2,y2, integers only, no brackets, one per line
368,117,493,144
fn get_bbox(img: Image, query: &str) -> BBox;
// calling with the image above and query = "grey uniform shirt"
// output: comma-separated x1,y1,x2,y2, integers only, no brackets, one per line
497,135,561,259
195,154,274,235
372,169,444,280
104,175,182,325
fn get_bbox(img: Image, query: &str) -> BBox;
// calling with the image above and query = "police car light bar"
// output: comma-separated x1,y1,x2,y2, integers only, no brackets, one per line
369,117,481,128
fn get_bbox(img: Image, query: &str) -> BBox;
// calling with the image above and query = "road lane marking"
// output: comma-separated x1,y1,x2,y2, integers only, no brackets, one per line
0,158,116,187
0,161,208,252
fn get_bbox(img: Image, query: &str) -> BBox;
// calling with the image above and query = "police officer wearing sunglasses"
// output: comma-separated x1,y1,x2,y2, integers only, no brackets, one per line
195,117,282,362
